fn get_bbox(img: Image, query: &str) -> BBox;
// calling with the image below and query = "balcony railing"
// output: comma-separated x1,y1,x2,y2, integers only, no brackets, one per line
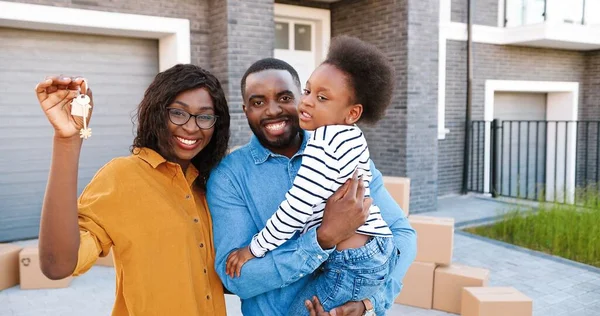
505,0,600,27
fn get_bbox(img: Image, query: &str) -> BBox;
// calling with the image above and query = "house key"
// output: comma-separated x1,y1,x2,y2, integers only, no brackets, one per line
70,83,92,139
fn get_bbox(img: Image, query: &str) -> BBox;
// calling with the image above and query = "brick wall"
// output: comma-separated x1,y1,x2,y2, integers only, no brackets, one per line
451,0,499,26
216,0,275,147
331,0,408,179
332,0,439,213
405,0,440,212
439,41,587,195
583,51,600,121
580,50,600,187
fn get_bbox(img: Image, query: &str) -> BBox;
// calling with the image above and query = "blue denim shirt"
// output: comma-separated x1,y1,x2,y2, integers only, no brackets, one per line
206,131,417,316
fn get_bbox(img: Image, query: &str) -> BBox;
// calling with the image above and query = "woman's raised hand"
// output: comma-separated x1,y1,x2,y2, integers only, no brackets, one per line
35,76,93,138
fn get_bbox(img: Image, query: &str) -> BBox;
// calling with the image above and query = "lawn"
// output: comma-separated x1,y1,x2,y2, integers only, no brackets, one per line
466,191,600,268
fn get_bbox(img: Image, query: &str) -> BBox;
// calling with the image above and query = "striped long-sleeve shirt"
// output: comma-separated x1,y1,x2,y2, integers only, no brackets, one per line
249,125,393,258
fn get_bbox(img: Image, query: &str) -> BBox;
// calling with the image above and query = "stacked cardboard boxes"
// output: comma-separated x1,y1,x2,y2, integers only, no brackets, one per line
0,243,22,291
384,177,531,316
1,244,75,291
462,287,533,316
433,264,489,314
382,176,410,216
19,247,73,290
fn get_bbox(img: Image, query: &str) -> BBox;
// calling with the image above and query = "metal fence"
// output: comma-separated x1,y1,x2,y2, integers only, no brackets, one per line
467,119,600,203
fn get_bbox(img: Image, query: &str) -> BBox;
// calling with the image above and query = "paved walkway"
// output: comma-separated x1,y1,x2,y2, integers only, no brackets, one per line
393,195,600,316
2,196,599,315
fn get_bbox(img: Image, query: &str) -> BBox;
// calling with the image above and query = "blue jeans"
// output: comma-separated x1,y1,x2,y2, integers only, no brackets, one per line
287,236,396,316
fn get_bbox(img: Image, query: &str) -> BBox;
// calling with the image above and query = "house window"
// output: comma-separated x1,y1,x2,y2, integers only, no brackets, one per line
294,24,312,51
274,20,313,52
505,0,546,26
273,18,317,90
275,22,289,50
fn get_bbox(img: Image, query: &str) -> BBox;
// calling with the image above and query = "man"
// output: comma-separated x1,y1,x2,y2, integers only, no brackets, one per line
207,58,416,316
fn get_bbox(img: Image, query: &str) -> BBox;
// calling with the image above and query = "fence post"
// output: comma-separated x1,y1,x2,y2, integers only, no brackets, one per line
491,119,502,197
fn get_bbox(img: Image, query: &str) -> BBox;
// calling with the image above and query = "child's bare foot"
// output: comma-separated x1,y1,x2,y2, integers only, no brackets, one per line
225,246,255,278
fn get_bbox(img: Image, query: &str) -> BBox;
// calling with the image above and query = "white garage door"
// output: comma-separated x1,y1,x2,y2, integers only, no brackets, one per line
0,27,158,242
494,92,547,199
494,92,547,121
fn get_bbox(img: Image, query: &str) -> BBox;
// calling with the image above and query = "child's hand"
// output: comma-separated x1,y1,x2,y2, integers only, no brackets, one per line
226,246,255,278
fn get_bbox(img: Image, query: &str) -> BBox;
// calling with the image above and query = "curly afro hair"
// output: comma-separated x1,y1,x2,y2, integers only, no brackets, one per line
132,64,230,191
323,35,395,124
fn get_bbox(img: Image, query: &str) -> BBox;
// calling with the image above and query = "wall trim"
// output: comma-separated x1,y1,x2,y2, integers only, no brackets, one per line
438,0,451,139
0,1,190,71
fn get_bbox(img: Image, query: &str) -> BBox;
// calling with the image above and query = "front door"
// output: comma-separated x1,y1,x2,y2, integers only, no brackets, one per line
274,18,316,89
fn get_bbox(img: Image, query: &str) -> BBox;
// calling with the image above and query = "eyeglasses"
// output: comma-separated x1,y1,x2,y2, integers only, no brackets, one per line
166,108,218,130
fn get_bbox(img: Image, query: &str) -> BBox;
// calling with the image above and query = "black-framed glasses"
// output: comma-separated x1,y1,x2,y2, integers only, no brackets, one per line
166,108,218,130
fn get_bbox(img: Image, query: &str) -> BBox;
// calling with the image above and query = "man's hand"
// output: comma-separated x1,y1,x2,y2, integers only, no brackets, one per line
317,171,372,249
305,296,366,316
225,246,255,278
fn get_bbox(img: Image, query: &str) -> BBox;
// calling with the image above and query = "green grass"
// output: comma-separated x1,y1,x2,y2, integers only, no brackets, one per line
466,189,600,268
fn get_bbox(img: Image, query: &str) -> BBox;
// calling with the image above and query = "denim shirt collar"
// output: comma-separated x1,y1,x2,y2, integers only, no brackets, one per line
249,130,310,165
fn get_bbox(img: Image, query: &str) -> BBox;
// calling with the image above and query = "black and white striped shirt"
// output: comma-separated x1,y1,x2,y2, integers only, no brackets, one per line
249,125,392,258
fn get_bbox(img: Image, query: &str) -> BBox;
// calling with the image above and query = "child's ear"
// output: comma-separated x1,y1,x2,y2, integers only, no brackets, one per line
346,104,363,124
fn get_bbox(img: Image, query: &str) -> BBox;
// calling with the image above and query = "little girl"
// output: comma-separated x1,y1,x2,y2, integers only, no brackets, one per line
227,35,397,315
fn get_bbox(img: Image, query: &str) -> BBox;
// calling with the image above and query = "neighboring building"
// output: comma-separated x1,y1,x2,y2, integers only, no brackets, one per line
0,0,598,241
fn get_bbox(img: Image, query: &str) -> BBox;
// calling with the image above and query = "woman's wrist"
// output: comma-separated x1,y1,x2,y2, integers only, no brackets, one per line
53,134,83,148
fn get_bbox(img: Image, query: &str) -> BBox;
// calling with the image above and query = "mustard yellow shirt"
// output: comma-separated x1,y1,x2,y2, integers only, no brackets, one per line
73,148,226,316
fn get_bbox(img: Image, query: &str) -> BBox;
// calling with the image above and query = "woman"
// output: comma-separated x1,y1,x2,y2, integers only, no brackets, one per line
35,64,230,316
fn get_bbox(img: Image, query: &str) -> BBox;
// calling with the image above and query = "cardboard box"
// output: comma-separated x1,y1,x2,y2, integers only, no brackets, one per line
409,215,454,265
433,264,489,314
394,261,436,309
462,287,532,316
95,249,114,267
19,247,73,290
0,243,22,290
382,176,410,216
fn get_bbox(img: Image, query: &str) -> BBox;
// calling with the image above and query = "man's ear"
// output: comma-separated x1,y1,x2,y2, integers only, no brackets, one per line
346,104,363,125
242,104,247,114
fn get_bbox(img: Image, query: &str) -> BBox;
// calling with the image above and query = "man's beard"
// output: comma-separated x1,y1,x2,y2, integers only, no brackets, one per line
248,116,302,150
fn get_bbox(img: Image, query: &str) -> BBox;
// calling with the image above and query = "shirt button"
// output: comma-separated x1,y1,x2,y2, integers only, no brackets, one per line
199,243,204,248
193,218,199,223
299,273,304,277
204,268,207,274
317,255,323,260
185,194,191,199
207,295,211,300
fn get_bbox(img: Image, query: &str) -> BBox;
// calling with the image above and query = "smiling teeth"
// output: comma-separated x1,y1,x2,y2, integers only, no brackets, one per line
177,137,197,145
265,122,286,130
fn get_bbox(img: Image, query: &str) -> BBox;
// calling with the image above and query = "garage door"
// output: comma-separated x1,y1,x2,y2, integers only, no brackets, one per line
494,92,547,199
0,27,158,242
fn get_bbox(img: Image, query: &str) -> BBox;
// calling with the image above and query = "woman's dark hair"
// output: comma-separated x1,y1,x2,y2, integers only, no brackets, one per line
132,64,230,190
323,35,395,124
